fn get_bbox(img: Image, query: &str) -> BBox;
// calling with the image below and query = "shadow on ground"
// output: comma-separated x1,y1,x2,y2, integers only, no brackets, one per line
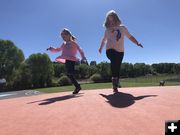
27,93,84,105
100,92,157,108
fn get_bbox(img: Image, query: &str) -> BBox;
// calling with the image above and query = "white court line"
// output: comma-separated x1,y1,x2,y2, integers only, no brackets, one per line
0,93,17,98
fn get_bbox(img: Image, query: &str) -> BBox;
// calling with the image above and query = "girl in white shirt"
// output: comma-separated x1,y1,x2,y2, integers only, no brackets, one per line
99,10,143,93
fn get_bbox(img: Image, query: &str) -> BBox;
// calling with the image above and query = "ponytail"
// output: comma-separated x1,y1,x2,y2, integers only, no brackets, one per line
71,35,76,41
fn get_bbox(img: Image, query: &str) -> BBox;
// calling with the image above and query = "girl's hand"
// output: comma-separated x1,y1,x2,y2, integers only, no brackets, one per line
138,43,143,48
81,58,88,65
47,46,53,51
99,48,102,53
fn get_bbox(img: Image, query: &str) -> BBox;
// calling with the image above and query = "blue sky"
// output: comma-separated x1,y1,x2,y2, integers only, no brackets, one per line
0,0,180,64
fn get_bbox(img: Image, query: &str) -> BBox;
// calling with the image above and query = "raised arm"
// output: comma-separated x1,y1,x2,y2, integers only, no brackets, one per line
47,44,64,52
129,36,143,48
99,30,107,53
124,26,143,48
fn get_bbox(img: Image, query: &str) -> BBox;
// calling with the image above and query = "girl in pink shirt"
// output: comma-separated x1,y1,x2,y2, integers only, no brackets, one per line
47,28,87,94
99,10,143,93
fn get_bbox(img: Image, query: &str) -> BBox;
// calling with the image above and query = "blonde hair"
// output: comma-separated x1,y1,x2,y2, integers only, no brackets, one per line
104,10,122,28
61,28,76,41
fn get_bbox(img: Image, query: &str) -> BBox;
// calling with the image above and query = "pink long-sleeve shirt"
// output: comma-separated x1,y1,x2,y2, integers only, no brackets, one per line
49,41,86,63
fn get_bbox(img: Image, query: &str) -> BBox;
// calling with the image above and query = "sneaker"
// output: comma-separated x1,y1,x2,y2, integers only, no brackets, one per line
72,86,81,94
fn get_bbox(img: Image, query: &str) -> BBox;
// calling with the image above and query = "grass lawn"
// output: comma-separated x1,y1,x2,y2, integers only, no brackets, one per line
35,74,180,93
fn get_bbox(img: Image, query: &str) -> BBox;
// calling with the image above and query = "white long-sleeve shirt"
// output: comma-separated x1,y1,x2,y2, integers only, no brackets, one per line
103,25,131,52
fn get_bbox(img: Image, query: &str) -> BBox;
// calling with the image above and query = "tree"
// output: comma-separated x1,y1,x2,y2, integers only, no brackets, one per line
152,63,176,74
171,63,180,74
53,62,65,77
76,64,89,79
11,62,32,90
133,63,146,77
26,53,54,88
121,63,134,77
88,65,98,77
0,40,24,88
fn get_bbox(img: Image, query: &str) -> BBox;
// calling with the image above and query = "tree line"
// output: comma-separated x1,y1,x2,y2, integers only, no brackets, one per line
1,40,180,91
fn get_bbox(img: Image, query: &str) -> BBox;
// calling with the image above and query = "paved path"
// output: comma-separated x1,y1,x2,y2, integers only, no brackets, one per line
0,86,180,135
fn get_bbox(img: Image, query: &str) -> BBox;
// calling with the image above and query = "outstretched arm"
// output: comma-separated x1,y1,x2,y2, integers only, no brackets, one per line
47,44,64,52
129,36,143,48
99,30,107,53
124,26,143,48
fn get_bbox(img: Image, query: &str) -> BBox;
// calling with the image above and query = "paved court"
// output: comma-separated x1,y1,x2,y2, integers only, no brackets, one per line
0,86,180,135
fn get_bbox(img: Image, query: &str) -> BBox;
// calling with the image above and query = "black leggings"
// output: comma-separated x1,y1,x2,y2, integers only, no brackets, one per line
106,49,124,78
65,60,80,88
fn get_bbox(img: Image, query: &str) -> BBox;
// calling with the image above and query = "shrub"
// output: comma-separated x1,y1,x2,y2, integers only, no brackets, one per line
90,73,103,83
58,75,72,86
97,62,111,82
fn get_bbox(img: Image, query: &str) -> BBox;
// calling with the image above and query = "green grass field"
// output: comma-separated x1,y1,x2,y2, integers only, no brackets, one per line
36,74,180,93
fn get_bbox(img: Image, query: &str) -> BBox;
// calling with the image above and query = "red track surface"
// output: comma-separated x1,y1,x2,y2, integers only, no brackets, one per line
0,86,180,135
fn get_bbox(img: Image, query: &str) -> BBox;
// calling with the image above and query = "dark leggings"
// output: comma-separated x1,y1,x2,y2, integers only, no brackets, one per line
106,49,124,78
65,60,80,88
